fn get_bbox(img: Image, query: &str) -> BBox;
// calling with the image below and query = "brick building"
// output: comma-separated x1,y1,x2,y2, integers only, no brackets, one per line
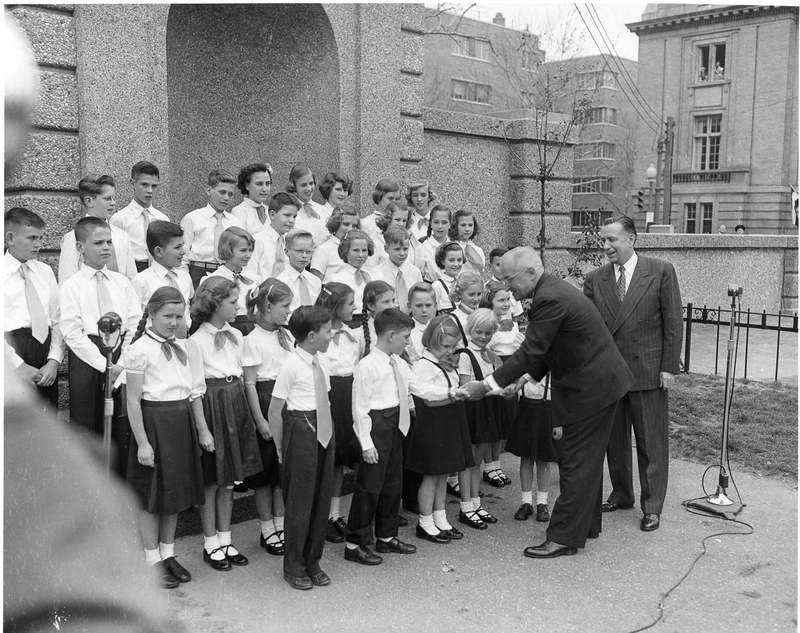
628,4,799,234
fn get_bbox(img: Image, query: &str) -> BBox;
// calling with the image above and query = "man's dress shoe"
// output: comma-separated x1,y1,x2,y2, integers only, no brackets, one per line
601,501,633,512
641,514,660,531
523,540,578,559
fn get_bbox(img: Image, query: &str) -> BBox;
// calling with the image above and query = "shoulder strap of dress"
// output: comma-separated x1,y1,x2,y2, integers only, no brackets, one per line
421,356,452,388
459,347,484,381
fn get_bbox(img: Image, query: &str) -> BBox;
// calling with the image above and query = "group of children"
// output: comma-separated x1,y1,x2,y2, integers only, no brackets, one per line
4,160,560,592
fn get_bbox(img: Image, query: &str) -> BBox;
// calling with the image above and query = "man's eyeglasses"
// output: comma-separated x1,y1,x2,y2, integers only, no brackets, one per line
502,267,527,288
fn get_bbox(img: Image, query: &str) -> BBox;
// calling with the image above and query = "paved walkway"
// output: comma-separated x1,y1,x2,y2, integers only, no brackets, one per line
165,452,797,633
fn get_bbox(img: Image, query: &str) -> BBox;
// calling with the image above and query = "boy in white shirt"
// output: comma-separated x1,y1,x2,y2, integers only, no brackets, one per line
370,227,423,314
248,192,299,280
276,229,321,314
405,282,436,365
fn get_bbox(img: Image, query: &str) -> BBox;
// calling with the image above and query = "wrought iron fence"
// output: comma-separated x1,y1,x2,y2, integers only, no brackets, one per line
683,303,798,380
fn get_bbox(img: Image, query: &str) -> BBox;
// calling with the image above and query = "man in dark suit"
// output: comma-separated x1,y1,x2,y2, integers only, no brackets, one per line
583,216,683,532
464,247,634,559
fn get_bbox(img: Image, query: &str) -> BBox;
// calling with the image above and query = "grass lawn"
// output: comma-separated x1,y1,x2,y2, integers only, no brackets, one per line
669,372,798,482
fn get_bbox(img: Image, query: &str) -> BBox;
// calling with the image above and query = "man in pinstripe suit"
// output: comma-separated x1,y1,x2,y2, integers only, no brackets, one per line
583,216,683,532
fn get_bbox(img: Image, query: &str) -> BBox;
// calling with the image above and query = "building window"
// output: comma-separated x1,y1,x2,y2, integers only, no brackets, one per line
572,208,613,230
685,203,697,233
701,202,713,233
572,177,614,194
576,70,616,90
686,202,714,233
698,43,726,82
575,142,615,160
579,107,617,125
521,91,536,108
451,79,491,104
452,36,492,62
693,115,722,171
521,50,539,72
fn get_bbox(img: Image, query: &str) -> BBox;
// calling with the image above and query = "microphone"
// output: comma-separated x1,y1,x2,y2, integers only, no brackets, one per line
97,312,122,335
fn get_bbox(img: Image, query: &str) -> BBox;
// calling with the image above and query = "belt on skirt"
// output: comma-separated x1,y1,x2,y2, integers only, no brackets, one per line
206,376,241,386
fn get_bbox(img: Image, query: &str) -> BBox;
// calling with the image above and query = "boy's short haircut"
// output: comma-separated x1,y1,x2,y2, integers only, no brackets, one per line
75,216,109,243
288,305,333,342
325,204,359,235
268,191,301,215
237,162,273,196
131,161,159,181
337,229,375,260
374,307,414,337
207,169,236,188
217,226,255,261
384,226,411,247
318,171,354,200
284,228,314,249
146,220,184,254
5,207,45,231
78,174,115,202
488,247,508,263
465,307,499,338
434,241,463,270
421,314,461,351
408,281,435,303
371,178,400,205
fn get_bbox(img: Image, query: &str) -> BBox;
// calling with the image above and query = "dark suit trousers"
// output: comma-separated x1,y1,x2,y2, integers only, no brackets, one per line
547,400,618,549
346,408,403,546
606,388,669,515
5,329,58,408
281,409,335,578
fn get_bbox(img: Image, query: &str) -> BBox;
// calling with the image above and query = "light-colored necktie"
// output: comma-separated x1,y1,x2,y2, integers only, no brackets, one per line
146,331,187,365
19,263,49,344
617,266,626,302
499,318,514,332
481,347,502,370
165,270,180,289
298,274,312,305
417,216,428,231
107,242,119,273
355,268,371,285
395,269,408,311
389,356,411,436
256,205,267,225
311,356,333,447
332,328,356,345
95,270,114,315
234,271,254,286
214,328,238,350
141,208,151,241
273,236,286,276
464,242,484,273
304,203,320,220
213,212,225,263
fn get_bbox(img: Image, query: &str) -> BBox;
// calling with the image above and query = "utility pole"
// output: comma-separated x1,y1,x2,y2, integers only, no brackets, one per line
663,117,675,226
654,137,664,224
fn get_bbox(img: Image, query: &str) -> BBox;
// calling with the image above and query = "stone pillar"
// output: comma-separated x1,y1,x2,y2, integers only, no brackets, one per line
782,245,798,313
398,4,426,187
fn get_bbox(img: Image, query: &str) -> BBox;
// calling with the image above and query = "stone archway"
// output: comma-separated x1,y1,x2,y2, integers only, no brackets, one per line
166,4,340,211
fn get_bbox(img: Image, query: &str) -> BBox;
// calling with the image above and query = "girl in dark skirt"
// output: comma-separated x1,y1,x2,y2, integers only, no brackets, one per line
189,276,263,572
242,279,295,556
315,282,364,543
125,287,205,589
506,376,559,523
457,308,509,530
407,315,474,543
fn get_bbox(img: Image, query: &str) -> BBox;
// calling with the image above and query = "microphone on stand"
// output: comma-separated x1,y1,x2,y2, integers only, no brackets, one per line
97,312,123,476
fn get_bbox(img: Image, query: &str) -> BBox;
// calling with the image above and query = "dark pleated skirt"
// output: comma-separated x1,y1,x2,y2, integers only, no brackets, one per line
243,380,281,488
406,399,475,475
464,394,504,444
201,378,263,485
126,399,205,515
504,396,559,462
330,375,360,467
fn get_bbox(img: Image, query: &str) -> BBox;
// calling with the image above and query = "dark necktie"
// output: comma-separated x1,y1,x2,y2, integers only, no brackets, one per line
617,266,626,302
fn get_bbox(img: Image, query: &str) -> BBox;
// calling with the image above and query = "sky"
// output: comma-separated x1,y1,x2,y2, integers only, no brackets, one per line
429,2,650,61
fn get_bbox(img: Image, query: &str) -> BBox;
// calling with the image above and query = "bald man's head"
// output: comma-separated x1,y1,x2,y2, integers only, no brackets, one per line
499,247,543,301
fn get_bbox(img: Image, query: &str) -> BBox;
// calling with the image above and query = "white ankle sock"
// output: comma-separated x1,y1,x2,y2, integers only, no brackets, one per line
274,516,285,531
378,536,392,542
521,491,533,505
261,519,276,539
159,542,174,560
537,491,549,505
492,461,501,472
345,542,359,550
217,530,231,546
204,535,224,560
144,547,161,566
459,501,472,513
471,497,482,512
330,497,341,520
419,514,439,535
432,510,452,531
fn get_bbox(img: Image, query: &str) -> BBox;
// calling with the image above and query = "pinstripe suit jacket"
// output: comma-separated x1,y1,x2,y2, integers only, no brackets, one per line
584,255,683,392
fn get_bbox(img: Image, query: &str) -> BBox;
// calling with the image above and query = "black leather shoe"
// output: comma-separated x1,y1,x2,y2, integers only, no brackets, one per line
482,470,506,488
439,526,464,540
398,514,409,527
162,556,191,582
222,544,248,566
309,570,331,586
514,503,534,521
446,482,460,497
415,524,450,543
284,572,313,590
344,545,383,565
260,533,285,556
332,517,348,535
641,514,660,532
232,481,249,493
523,540,578,559
536,504,551,522
601,501,634,512
158,563,179,588
475,506,498,524
326,519,345,543
496,469,512,485
203,548,232,571
458,510,487,530
376,537,417,554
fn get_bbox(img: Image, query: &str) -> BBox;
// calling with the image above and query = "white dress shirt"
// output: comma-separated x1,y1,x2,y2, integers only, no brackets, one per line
416,236,446,283
310,235,345,281
458,341,500,386
180,205,243,266
489,320,523,357
124,330,206,401
409,212,430,242
328,264,370,312
110,200,169,262
273,346,331,411
616,252,638,294
277,265,322,314
351,347,451,450
59,263,142,373
231,197,270,236
412,349,458,390
319,326,363,376
433,273,455,312
248,225,286,280
371,259,424,308
131,260,194,323
188,321,244,379
208,265,260,317
406,318,428,365
293,203,328,246
58,220,138,285
359,211,384,243
4,252,65,367
242,325,294,381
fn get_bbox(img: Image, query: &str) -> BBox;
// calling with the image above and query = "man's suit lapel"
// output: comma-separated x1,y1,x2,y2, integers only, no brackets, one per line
612,256,654,334
597,264,621,319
